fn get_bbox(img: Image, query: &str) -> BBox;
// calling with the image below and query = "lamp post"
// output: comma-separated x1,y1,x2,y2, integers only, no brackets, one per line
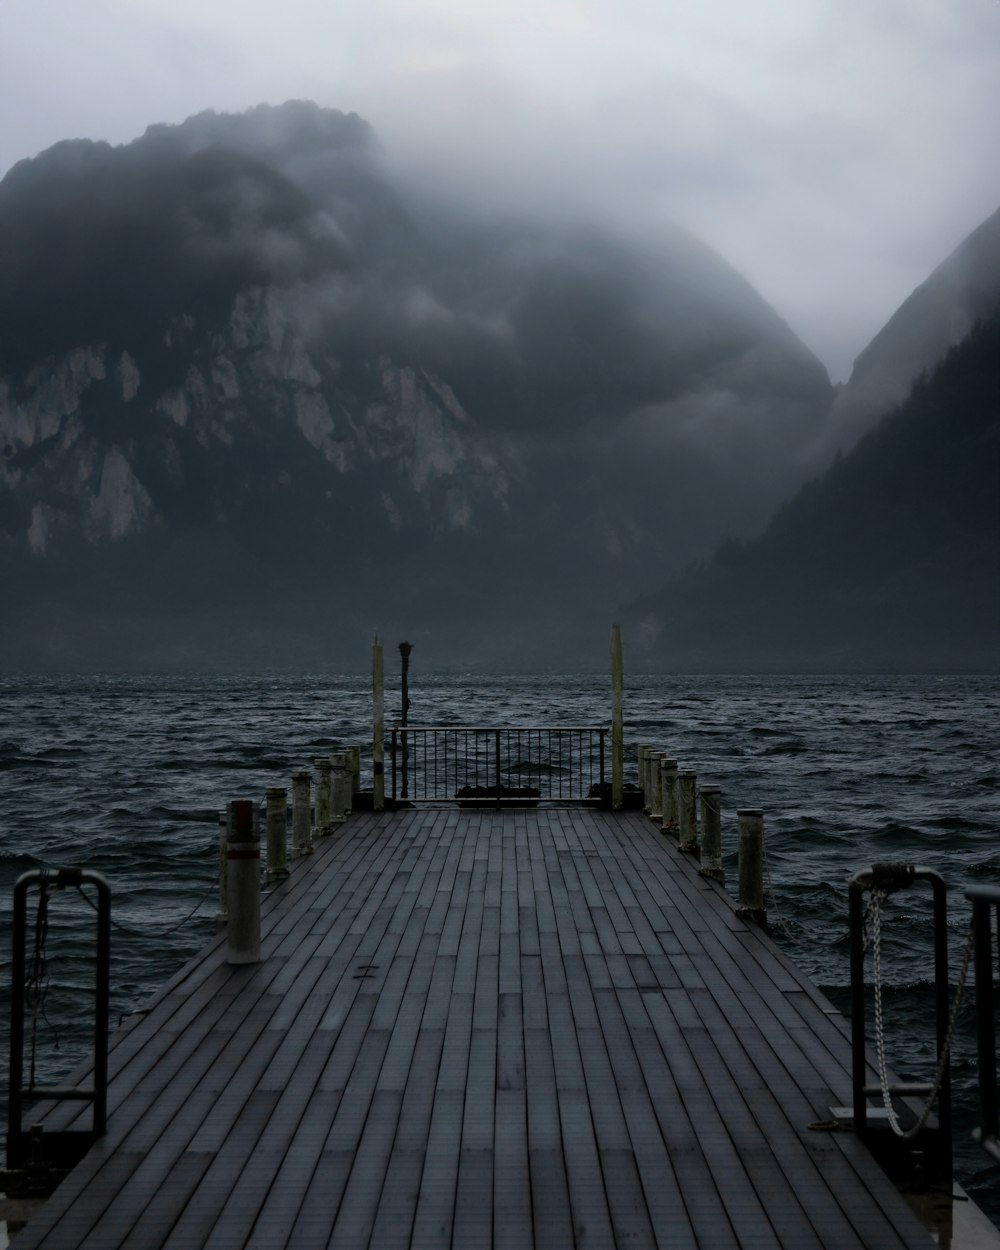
399,641,412,799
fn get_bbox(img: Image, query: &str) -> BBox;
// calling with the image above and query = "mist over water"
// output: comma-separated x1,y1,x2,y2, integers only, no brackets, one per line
0,671,997,1223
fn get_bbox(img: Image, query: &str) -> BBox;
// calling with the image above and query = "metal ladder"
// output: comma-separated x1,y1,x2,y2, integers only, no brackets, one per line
6,867,110,1189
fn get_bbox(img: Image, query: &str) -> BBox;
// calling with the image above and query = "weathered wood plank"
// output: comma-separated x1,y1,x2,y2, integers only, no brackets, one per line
15,806,940,1250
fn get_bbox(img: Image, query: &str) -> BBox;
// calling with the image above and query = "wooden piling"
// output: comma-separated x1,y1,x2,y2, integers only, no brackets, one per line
265,788,288,882
611,624,623,810
216,809,228,927
649,750,664,820
348,744,361,797
226,799,260,965
678,769,698,853
699,785,724,883
737,809,767,925
315,759,332,835
292,769,313,856
330,752,351,823
660,758,678,835
638,745,652,812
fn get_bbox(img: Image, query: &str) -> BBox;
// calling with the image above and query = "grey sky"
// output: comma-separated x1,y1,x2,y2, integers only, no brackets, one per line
3,0,999,381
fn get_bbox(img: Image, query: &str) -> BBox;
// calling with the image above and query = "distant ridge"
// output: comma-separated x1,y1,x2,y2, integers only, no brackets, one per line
822,205,1000,458
627,308,1000,671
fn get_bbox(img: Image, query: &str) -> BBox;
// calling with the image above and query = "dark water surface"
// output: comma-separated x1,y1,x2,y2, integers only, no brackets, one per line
1,672,997,1221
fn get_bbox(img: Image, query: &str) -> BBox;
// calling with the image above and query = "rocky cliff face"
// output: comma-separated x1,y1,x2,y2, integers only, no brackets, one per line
0,101,836,669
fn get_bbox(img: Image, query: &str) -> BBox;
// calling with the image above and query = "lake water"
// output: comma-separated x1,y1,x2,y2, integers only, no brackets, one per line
1,670,997,1223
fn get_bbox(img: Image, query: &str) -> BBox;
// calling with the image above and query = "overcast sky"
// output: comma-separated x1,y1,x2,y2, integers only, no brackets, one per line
3,0,999,381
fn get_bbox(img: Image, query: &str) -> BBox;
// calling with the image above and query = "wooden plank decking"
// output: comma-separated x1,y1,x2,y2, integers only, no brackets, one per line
14,806,936,1248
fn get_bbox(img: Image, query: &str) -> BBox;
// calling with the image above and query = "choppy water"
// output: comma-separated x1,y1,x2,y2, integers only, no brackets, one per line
0,671,997,1221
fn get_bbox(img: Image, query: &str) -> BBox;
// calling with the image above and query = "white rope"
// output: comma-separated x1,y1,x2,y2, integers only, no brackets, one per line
870,889,976,1138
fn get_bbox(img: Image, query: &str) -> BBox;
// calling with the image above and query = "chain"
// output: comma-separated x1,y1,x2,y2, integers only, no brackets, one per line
870,890,976,1138
25,883,59,1085
74,877,218,939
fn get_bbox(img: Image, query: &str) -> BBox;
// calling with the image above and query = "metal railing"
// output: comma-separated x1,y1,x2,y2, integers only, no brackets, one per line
388,725,607,806
966,883,1000,1164
7,867,110,1179
847,864,953,1187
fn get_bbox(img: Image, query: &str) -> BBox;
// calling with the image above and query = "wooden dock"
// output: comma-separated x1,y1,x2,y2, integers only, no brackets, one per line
13,804,941,1249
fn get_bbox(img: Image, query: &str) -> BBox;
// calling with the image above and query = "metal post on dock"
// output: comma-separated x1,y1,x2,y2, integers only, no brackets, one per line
265,787,288,882
611,624,623,810
660,758,678,836
373,633,385,811
699,785,724,883
399,641,412,800
226,799,261,964
736,809,766,925
292,769,313,856
678,770,698,853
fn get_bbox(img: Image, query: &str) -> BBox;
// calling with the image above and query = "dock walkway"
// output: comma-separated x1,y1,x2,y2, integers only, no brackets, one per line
15,805,938,1248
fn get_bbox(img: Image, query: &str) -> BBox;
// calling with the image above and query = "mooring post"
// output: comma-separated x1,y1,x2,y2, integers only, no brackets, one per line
699,785,724,883
348,745,361,798
649,751,664,820
611,624,624,810
637,745,651,811
373,633,385,811
217,808,229,929
678,770,698,853
265,787,288,882
331,752,351,823
736,809,766,925
660,758,678,835
226,798,261,964
315,759,332,836
292,769,313,856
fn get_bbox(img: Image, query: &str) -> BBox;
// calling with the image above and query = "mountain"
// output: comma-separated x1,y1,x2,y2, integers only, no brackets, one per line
819,206,1000,459
626,307,1000,671
0,102,834,670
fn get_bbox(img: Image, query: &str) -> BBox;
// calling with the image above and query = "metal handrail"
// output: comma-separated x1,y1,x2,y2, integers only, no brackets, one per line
848,863,952,1187
7,867,110,1176
966,883,1000,1163
388,724,608,806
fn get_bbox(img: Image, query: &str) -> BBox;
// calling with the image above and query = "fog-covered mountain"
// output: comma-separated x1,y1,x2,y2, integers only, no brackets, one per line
626,306,1000,671
820,206,1000,459
0,101,834,669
